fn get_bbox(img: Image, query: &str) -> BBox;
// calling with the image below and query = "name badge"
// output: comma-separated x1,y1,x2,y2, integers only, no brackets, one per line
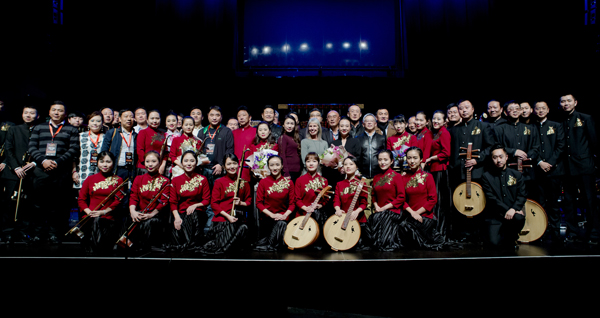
46,143,57,157
125,152,133,166
206,143,215,155
90,150,98,167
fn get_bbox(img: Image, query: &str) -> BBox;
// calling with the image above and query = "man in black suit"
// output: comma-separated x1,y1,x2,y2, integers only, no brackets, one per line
481,144,527,249
533,101,564,242
560,94,598,244
1,105,39,243
262,105,282,140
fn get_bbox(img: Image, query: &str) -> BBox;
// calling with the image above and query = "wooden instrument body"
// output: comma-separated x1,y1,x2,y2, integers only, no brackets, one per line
284,216,320,249
452,181,486,217
323,214,361,251
518,199,548,243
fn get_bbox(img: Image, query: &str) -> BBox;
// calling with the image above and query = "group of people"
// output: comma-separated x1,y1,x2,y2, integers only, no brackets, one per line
0,94,596,255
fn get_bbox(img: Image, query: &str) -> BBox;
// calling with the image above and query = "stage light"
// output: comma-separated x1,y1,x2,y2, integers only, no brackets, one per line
263,46,272,54
282,44,291,52
343,42,351,49
300,43,309,51
360,41,368,49
250,47,259,55
326,43,333,49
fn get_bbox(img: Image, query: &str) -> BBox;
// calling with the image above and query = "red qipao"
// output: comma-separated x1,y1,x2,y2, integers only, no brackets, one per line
402,169,437,219
294,172,329,216
387,131,417,151
169,172,211,214
210,174,252,222
136,127,165,169
428,126,451,172
372,168,405,214
333,178,368,223
130,172,170,212
169,134,201,163
78,173,124,221
256,174,295,221
415,127,433,160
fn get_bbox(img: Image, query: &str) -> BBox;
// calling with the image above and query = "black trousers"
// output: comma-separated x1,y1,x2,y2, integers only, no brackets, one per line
483,213,526,247
562,173,598,240
536,173,563,240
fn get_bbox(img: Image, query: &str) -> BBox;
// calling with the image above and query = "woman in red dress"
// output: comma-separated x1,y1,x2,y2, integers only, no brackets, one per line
386,115,417,172
294,152,329,249
126,150,171,252
253,155,295,251
77,151,126,255
199,153,252,254
365,150,406,251
135,110,165,175
424,110,452,238
169,150,211,251
414,111,433,170
169,116,202,179
278,115,302,182
244,121,279,182
398,146,448,249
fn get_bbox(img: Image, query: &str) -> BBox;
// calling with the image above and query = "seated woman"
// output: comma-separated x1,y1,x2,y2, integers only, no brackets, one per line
398,146,448,250
77,151,126,255
199,154,252,254
294,152,329,249
169,150,211,251
126,150,171,252
330,156,368,248
365,150,406,251
253,155,296,251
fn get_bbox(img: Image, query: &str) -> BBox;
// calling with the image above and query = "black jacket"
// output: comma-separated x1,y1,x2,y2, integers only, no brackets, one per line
562,110,597,176
536,119,565,177
449,117,495,182
1,123,32,181
355,132,385,179
197,124,234,167
481,167,527,220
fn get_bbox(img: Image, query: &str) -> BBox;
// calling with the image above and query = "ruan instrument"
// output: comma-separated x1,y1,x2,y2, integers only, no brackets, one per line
116,183,172,248
65,177,129,238
284,185,333,250
13,153,34,222
452,143,486,217
509,156,548,243
323,176,369,251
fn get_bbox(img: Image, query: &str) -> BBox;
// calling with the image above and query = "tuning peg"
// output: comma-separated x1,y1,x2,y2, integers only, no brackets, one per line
471,155,480,158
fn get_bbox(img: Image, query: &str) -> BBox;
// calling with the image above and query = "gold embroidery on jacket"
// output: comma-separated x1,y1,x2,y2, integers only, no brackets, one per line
523,126,531,135
575,118,584,127
375,172,394,187
257,143,276,152
179,138,199,154
547,126,555,135
471,126,481,135
225,179,246,195
93,176,119,192
305,177,326,192
393,135,411,150
507,175,517,186
267,177,291,195
151,133,165,145
141,177,166,193
342,183,358,195
406,172,427,188
180,175,203,193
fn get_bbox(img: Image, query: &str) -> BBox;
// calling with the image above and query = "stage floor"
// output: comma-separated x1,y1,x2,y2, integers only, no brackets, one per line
2,239,599,317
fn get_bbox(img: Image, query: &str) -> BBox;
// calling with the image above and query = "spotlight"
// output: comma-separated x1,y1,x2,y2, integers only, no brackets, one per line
282,44,291,52
263,46,272,54
326,43,333,49
250,47,259,55
360,41,368,49
300,43,309,51
343,42,351,49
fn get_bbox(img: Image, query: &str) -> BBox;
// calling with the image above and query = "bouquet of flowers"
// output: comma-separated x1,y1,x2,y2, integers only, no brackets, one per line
319,145,349,172
246,149,278,179
391,145,409,170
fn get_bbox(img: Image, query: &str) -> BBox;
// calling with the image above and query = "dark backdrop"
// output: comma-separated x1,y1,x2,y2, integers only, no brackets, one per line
0,0,597,123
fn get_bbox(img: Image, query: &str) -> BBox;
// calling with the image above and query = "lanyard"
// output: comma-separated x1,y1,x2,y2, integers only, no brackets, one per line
120,131,132,148
207,128,217,141
49,123,63,141
89,131,101,148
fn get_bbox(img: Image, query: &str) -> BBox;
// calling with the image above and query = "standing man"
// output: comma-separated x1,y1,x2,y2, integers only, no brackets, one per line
100,109,137,188
133,107,148,134
324,110,341,144
100,107,115,132
1,105,39,243
261,105,282,140
347,105,365,138
449,99,495,242
190,107,204,136
445,103,462,129
560,93,598,244
481,99,507,141
197,106,234,233
233,106,256,182
28,101,80,243
356,113,385,219
376,108,396,139
533,101,564,243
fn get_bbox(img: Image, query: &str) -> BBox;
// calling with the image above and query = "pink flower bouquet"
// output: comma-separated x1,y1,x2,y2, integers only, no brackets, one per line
246,149,278,179
319,145,349,172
